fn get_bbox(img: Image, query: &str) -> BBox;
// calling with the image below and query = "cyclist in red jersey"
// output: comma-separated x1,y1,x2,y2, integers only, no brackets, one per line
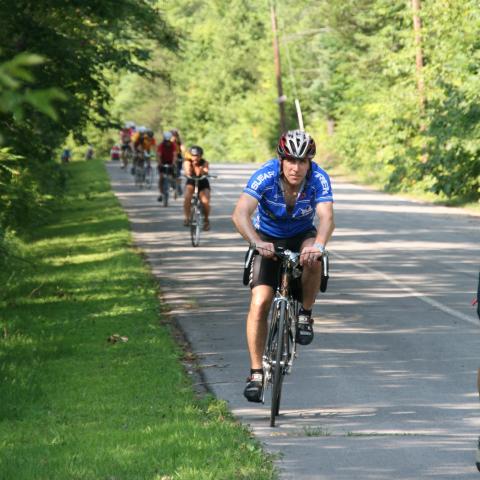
120,121,135,169
110,144,121,162
156,131,177,202
171,129,185,195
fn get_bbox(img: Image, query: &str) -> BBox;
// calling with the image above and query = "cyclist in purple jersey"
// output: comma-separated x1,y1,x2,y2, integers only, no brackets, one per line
232,130,335,402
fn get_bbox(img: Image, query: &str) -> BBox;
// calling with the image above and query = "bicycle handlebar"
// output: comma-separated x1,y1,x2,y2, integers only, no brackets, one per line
250,244,326,262
243,245,329,287
184,174,217,181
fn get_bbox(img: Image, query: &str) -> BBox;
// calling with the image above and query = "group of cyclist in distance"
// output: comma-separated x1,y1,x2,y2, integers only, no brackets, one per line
113,126,334,405
114,122,211,231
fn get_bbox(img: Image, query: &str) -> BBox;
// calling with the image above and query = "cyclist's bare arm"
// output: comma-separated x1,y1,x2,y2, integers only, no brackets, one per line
201,160,209,175
300,201,335,266
184,160,193,177
184,160,209,178
232,193,275,259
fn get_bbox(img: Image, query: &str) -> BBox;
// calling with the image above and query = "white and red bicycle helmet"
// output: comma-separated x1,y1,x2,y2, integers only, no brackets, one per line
277,130,316,160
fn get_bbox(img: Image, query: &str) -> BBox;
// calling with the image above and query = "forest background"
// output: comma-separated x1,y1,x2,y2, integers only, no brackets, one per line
2,2,479,477
1,0,480,249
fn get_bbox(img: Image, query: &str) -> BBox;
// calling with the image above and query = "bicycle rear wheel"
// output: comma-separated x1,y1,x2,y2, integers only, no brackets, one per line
163,176,169,207
190,202,201,247
270,300,287,427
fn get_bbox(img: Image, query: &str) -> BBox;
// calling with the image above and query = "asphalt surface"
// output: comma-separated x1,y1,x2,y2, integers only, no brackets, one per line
107,161,480,479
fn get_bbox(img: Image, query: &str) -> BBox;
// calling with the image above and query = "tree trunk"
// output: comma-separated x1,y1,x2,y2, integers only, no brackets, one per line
270,1,287,134
412,0,427,163
412,0,425,113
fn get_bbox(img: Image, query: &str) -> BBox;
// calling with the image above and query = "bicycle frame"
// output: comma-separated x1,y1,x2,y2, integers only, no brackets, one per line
244,242,328,426
161,164,176,206
185,174,210,247
134,152,152,189
261,247,330,426
262,249,300,406
122,146,133,168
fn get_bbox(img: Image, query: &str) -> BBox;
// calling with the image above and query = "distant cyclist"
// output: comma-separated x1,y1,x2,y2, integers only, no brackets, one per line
120,121,135,169
171,129,185,195
132,127,156,170
85,144,94,161
61,148,71,164
156,131,177,202
110,144,121,162
232,130,335,403
183,145,211,230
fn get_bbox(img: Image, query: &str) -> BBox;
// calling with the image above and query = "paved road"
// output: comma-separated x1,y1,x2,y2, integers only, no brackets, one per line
107,161,480,479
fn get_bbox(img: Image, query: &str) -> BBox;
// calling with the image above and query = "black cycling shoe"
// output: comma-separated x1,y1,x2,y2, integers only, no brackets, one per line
157,195,163,202
243,372,263,403
296,314,314,346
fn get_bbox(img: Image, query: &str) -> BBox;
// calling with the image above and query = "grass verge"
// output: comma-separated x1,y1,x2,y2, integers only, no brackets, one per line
0,160,275,480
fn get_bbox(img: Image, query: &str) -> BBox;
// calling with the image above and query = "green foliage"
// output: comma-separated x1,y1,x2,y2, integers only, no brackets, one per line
280,0,480,201
113,0,279,162
0,0,178,240
0,160,276,480
0,52,66,124
3,0,478,240
420,0,480,200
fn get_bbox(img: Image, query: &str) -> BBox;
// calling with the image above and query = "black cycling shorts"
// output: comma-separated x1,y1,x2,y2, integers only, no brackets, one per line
158,164,175,175
186,178,210,191
249,228,317,291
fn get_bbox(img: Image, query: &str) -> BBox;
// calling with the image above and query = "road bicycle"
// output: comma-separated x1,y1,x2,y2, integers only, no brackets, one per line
133,152,153,189
144,153,154,189
121,146,133,170
160,164,177,207
174,158,183,196
245,246,329,427
184,174,215,247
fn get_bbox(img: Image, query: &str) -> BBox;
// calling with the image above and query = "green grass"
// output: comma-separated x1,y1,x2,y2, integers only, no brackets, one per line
0,160,276,480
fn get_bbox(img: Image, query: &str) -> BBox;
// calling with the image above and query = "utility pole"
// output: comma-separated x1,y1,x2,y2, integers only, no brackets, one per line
270,0,287,134
412,0,425,113
412,0,427,162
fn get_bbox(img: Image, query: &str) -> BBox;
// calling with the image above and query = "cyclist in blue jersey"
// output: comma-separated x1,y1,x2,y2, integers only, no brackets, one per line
232,130,335,402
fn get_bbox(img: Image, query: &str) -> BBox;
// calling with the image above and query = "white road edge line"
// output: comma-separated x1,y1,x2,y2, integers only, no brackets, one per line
334,251,479,327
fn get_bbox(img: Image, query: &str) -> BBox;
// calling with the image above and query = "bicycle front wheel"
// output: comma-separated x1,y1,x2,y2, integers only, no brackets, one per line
135,167,144,187
190,202,201,247
270,300,287,427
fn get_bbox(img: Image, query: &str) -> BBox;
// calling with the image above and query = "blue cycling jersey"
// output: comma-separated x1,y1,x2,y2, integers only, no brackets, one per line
243,158,333,238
